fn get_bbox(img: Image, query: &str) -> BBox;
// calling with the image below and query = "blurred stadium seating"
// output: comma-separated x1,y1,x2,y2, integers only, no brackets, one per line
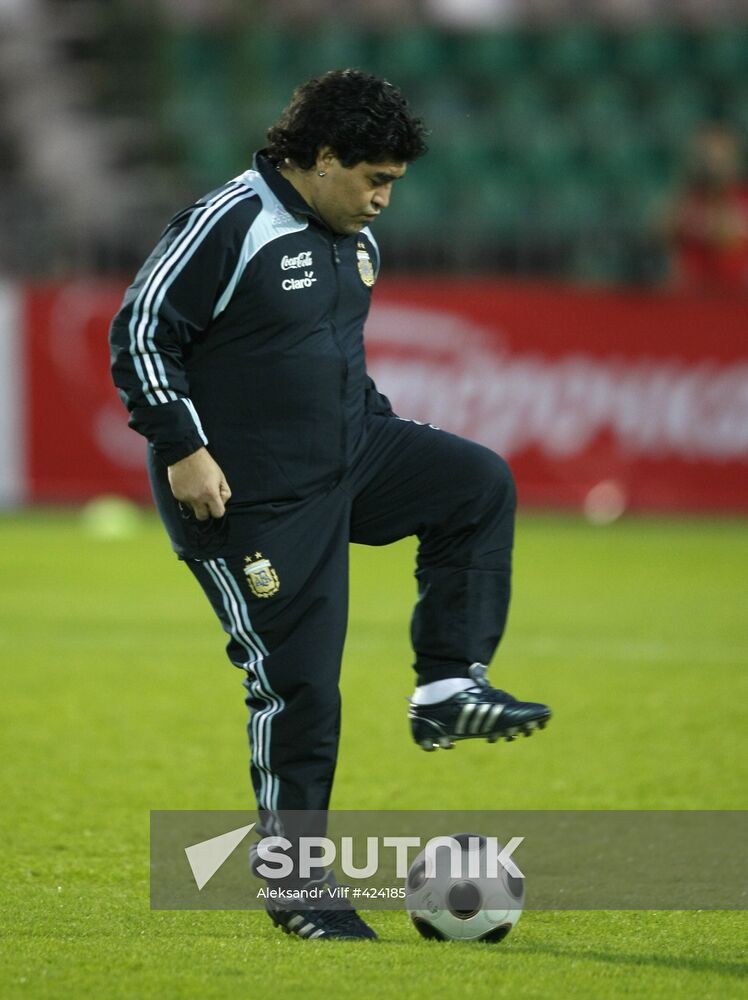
0,2,747,284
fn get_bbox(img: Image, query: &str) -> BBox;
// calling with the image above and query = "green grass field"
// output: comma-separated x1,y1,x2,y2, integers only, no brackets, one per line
1,509,746,999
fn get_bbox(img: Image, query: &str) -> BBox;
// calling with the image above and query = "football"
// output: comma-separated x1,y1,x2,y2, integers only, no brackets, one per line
405,832,524,942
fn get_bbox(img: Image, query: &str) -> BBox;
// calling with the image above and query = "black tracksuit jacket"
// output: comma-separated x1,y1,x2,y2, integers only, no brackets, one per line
109,151,393,508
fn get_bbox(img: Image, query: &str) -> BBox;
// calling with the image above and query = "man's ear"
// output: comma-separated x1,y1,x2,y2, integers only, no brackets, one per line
316,147,339,172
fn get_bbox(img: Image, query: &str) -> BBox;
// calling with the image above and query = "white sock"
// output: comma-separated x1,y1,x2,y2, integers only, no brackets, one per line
411,677,475,705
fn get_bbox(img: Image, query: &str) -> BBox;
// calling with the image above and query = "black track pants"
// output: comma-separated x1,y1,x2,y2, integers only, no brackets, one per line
183,414,516,814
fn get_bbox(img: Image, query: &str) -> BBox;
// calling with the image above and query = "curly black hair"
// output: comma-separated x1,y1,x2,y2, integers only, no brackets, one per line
266,69,428,169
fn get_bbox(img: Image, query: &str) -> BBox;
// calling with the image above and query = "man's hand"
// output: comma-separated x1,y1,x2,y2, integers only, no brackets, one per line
168,448,232,521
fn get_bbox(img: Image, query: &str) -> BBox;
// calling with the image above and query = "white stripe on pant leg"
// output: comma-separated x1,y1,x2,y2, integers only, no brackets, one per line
203,559,283,811
203,559,276,809
216,558,269,658
208,559,272,776
215,558,284,811
203,559,264,667
217,559,285,810
204,560,276,809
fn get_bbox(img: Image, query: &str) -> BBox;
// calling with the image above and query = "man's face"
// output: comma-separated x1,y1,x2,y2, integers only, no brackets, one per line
690,128,742,189
310,155,407,235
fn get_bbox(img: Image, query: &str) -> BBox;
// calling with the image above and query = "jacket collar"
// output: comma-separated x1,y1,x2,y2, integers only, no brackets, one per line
254,150,323,225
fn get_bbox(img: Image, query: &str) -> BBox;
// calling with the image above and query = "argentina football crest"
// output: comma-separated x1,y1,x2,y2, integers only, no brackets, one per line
243,552,280,598
356,242,376,287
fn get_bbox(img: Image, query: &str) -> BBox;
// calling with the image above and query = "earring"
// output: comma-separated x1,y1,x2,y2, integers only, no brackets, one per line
318,170,326,177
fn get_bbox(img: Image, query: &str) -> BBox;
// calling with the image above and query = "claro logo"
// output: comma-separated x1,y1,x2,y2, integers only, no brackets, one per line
282,270,317,291
281,251,316,290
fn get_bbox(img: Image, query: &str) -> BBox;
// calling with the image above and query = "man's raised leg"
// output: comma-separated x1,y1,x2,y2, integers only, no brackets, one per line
349,416,552,750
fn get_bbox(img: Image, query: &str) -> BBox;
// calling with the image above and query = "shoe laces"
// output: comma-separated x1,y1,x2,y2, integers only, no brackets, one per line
468,663,490,687
466,663,513,703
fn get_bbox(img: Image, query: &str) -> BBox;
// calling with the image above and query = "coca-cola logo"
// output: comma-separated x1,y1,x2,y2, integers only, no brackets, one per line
281,251,313,271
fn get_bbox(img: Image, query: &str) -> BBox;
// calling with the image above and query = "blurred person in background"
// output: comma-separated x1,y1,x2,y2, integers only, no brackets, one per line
664,122,748,292
109,69,551,942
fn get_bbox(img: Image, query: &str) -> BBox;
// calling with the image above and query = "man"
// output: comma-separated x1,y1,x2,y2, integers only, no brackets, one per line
665,122,748,291
110,70,551,940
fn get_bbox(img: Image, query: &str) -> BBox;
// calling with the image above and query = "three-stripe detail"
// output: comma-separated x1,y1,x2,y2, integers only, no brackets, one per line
285,914,326,939
203,557,283,812
454,701,505,736
127,179,257,435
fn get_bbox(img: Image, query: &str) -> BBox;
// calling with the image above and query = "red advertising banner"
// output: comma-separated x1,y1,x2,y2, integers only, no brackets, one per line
365,280,748,513
22,279,748,511
24,282,148,502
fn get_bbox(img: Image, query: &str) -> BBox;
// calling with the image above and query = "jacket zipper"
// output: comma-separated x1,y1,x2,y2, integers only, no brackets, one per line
330,241,347,477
